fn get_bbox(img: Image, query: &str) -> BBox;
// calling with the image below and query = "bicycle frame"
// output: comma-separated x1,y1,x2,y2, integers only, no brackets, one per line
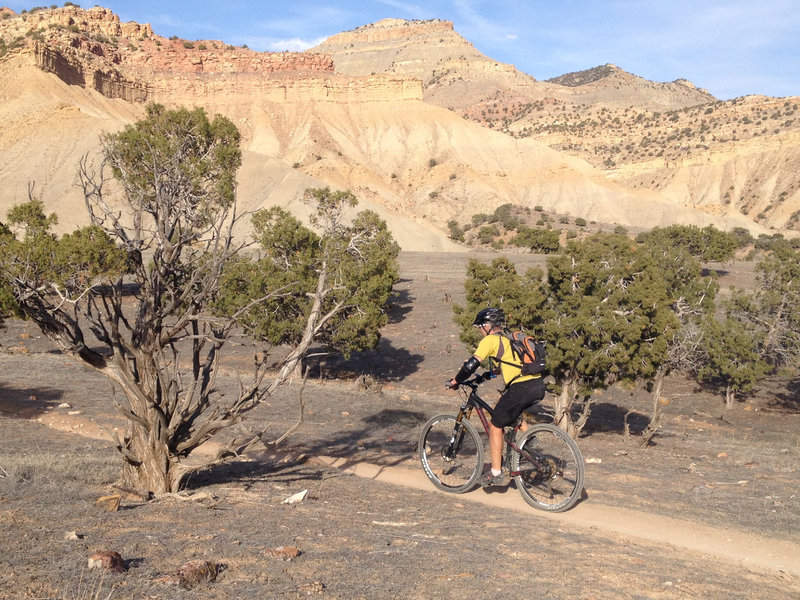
452,379,541,478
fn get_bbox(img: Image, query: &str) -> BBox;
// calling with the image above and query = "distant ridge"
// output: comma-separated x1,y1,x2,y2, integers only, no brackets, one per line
546,63,713,99
548,64,627,87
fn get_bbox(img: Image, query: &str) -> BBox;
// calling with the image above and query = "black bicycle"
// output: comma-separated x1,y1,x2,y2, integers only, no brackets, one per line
418,374,585,512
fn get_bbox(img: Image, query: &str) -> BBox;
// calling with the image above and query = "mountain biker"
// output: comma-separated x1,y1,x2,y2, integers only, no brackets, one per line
448,307,545,487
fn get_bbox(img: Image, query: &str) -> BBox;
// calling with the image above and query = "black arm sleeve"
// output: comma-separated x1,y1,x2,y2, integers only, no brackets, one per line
454,355,481,383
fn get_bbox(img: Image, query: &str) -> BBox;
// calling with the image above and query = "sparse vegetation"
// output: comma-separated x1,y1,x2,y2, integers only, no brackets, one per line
512,226,560,253
447,219,465,242
636,224,739,262
462,85,799,228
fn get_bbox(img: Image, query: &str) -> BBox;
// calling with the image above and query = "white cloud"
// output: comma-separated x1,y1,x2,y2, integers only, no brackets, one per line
267,37,328,52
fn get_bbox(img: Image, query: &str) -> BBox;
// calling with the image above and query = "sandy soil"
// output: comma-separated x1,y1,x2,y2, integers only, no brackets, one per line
0,251,798,599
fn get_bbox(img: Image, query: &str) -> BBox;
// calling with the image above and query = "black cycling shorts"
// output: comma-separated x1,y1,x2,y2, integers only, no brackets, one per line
491,377,545,428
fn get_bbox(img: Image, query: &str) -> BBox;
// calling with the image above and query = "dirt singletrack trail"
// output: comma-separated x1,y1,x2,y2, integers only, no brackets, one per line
315,455,800,579
322,252,800,578
21,397,800,582
29,401,800,581
22,403,800,588
4,251,797,598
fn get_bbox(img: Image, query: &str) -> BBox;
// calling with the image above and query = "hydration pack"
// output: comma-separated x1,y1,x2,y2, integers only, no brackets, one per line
494,331,547,382
510,331,546,376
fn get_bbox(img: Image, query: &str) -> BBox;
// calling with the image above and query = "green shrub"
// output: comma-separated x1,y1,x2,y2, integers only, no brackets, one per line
447,219,464,242
478,224,499,244
511,226,560,253
471,213,489,227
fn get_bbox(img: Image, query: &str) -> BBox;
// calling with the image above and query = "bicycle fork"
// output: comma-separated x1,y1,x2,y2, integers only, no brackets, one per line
444,406,474,461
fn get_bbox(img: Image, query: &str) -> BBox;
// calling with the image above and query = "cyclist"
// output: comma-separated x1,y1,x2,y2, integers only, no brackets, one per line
448,307,545,487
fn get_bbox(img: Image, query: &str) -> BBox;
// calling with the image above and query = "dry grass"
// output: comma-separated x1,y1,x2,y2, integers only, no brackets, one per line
0,449,118,498
63,571,117,600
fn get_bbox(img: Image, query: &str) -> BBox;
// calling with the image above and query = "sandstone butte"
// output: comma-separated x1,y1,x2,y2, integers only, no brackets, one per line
1,5,799,251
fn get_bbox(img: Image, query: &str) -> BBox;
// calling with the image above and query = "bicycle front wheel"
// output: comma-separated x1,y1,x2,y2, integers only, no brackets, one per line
418,414,484,493
511,423,584,512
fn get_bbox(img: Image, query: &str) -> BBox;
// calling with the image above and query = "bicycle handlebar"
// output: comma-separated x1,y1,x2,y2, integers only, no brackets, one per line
445,372,497,390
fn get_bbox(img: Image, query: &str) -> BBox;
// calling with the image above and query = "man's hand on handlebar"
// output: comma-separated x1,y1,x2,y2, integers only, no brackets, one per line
446,372,495,389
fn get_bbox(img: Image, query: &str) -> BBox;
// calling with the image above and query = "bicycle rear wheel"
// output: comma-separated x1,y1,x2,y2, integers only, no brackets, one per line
418,414,484,493
510,423,584,512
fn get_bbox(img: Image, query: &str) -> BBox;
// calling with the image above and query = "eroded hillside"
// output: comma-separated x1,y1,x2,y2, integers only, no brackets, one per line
316,19,800,234
488,80,800,230
0,6,793,249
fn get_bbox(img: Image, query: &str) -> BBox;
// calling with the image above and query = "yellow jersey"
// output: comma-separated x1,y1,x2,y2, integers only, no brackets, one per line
473,334,538,386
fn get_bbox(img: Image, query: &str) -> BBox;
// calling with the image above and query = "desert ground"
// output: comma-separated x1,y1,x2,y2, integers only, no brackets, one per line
0,251,798,599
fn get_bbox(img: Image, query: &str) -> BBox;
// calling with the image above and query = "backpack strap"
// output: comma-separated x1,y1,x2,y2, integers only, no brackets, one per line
492,332,524,366
491,333,524,389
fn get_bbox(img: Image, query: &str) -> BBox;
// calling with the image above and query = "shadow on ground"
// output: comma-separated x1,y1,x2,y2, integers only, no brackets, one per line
309,340,425,384
182,407,428,490
581,402,651,436
183,459,331,491
0,383,65,418
771,378,800,413
386,284,414,325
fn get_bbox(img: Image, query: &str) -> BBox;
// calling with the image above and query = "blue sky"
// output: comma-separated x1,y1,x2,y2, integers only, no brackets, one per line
9,1,800,100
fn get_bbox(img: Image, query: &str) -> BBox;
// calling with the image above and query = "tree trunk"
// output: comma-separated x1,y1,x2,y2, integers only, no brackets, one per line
21,318,185,493
572,396,593,436
725,385,735,409
553,377,579,437
638,365,666,448
119,423,181,494
98,353,188,494
113,369,185,494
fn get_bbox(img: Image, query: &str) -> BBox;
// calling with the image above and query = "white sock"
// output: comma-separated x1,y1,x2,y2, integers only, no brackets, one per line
491,468,502,477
